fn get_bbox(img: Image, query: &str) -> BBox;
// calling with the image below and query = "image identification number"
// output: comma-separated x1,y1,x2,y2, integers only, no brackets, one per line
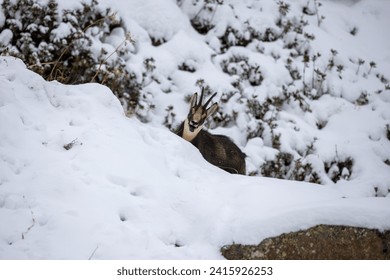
209,266,273,276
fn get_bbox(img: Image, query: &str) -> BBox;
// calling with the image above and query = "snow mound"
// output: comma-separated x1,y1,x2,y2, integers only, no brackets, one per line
0,57,389,259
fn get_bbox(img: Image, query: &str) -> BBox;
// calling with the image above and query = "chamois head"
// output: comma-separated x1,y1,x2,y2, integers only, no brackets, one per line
183,89,218,141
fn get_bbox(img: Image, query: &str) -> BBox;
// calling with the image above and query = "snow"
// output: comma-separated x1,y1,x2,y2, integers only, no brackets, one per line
0,56,389,259
1,0,390,259
0,29,12,46
124,0,191,44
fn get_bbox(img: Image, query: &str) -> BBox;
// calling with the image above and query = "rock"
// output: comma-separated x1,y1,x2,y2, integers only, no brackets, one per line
221,225,390,260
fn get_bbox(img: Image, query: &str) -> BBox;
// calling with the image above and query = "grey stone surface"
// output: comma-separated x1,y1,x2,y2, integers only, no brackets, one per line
221,225,390,260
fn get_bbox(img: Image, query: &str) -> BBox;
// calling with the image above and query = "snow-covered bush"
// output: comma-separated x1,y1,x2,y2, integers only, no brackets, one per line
176,0,389,186
220,53,263,87
0,0,147,115
188,0,224,35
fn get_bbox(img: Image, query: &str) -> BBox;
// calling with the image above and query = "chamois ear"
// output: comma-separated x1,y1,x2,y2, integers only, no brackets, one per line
206,103,218,118
189,93,198,108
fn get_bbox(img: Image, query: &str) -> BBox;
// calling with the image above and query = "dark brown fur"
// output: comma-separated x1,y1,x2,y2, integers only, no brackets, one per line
176,123,246,174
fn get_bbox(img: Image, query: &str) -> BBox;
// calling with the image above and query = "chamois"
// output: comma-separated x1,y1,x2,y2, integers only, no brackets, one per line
176,89,246,175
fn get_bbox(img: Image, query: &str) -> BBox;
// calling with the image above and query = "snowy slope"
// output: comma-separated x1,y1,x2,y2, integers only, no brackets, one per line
71,0,390,196
0,57,389,259
1,0,390,194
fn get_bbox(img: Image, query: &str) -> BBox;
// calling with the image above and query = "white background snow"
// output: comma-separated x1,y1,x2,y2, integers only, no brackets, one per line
0,0,390,259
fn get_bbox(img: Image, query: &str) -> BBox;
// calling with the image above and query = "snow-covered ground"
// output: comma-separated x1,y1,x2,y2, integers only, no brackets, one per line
1,57,389,259
0,0,390,259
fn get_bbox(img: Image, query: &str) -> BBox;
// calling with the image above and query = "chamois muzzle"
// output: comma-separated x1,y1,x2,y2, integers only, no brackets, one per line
189,120,199,132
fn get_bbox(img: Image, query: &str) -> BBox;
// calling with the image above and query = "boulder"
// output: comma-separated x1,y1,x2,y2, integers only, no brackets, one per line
221,225,390,260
